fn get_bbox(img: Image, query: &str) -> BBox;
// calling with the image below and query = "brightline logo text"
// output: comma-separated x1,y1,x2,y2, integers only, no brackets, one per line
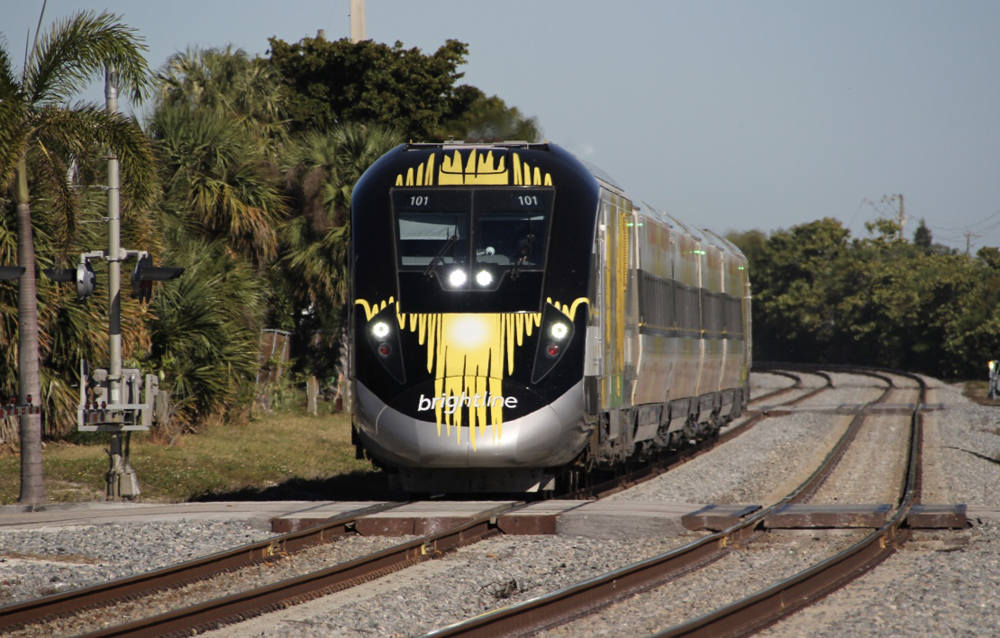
417,392,518,415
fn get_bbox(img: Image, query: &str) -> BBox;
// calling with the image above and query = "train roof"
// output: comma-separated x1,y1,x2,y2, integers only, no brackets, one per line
396,142,742,258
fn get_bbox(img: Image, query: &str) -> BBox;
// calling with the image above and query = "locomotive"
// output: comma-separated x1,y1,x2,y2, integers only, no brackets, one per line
349,142,751,493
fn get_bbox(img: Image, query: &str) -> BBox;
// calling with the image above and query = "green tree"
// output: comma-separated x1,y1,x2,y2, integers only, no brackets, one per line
0,11,156,503
267,36,540,142
148,46,288,426
267,36,468,139
749,218,851,362
439,86,542,141
913,218,932,252
145,234,265,424
150,104,286,266
155,46,289,157
746,214,997,377
278,123,401,380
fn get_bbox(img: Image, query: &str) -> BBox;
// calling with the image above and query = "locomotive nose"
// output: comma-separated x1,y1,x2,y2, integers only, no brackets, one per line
354,376,585,469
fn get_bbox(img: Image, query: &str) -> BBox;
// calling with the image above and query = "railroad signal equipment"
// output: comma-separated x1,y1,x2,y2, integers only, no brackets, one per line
78,361,163,430
43,259,99,300
989,360,999,400
76,261,97,299
0,265,25,280
0,395,40,418
130,251,183,303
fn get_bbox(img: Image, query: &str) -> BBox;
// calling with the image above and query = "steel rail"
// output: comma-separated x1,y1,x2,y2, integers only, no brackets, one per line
79,370,826,638
81,506,513,637
653,369,926,637
422,366,891,637
67,371,835,635
0,502,399,633
745,369,802,404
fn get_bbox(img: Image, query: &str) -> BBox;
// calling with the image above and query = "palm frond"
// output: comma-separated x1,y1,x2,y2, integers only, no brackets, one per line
25,11,150,106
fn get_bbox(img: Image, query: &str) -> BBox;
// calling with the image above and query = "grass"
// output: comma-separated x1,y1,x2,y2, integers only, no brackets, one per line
0,400,398,505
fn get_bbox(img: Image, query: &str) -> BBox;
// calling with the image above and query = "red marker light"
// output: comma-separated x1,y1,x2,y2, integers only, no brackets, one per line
546,343,560,357
378,343,392,357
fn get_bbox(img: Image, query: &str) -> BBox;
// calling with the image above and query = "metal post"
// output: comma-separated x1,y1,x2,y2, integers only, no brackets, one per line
104,65,138,500
106,65,122,404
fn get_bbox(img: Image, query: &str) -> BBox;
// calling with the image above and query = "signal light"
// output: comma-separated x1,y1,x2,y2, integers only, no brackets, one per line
0,266,24,280
378,343,392,357
131,251,183,303
43,261,97,300
546,343,560,357
75,262,97,300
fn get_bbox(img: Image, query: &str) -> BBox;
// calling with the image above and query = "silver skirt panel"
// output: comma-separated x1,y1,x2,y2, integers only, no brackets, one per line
354,379,590,469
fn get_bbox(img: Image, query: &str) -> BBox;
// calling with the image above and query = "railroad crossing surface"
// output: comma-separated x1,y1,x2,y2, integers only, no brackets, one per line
1,500,997,535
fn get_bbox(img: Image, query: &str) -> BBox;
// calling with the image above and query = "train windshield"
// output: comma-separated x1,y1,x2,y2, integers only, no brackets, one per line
392,188,553,291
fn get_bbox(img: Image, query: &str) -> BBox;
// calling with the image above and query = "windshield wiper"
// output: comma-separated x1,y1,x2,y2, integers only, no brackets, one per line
509,232,536,280
423,234,459,279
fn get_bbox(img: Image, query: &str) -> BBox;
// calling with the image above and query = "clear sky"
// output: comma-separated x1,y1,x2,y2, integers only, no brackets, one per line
5,1,1000,252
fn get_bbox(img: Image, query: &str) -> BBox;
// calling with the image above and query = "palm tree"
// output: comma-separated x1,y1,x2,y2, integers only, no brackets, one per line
278,124,400,384
146,233,265,426
155,46,289,158
149,47,289,268
151,104,286,266
147,46,287,425
0,11,156,503
280,124,400,304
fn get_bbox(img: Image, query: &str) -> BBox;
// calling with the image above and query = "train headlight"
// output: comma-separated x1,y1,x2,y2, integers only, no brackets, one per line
531,304,576,383
371,321,391,339
366,308,405,383
549,322,569,341
448,268,467,288
475,269,493,287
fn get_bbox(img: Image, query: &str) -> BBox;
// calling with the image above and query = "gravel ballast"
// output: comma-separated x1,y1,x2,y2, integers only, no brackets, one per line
0,372,997,637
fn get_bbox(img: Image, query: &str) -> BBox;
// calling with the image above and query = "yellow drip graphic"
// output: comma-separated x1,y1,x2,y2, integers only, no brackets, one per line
356,298,587,450
396,150,552,186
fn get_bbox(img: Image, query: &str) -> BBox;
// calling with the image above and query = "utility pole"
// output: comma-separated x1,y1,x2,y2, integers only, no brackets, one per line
897,193,906,241
350,0,366,43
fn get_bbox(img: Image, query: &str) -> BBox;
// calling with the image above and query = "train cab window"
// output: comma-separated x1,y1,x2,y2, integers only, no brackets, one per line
474,189,552,271
397,213,469,266
393,190,472,268
392,188,554,291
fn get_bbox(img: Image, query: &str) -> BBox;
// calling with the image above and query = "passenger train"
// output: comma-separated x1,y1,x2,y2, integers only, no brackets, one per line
349,142,751,493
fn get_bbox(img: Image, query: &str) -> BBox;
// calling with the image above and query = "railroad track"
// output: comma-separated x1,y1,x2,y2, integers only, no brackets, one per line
575,367,834,500
1,366,892,636
423,365,933,636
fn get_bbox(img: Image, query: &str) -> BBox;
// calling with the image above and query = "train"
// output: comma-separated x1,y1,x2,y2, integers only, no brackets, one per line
349,142,751,493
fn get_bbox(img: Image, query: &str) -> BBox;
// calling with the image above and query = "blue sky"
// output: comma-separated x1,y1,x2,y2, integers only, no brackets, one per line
5,1,1000,252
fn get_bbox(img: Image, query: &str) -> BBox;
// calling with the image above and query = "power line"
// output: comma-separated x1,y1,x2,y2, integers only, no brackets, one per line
927,210,1000,232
